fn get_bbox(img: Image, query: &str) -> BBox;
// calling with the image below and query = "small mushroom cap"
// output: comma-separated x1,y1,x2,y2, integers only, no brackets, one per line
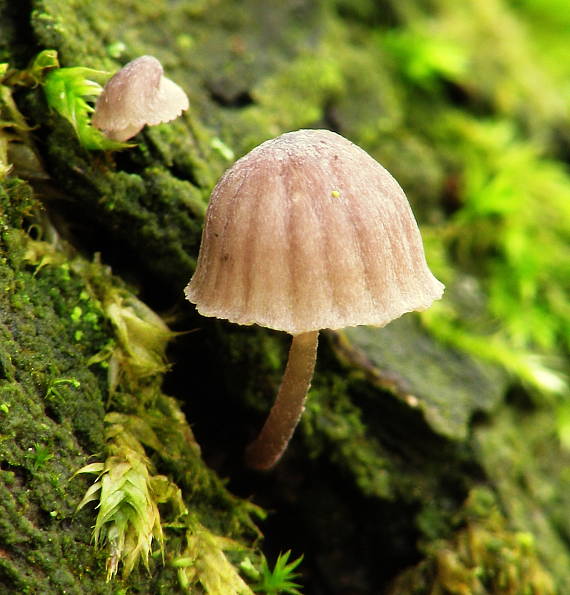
92,55,189,142
185,129,444,335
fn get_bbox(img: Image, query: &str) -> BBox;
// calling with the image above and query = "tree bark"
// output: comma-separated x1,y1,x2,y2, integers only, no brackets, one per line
1,1,569,593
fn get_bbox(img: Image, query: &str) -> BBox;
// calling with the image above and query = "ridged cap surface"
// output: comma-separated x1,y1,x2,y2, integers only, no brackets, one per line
186,129,444,334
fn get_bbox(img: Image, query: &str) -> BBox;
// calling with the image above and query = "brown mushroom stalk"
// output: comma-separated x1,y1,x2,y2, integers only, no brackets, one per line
245,330,319,470
185,129,444,470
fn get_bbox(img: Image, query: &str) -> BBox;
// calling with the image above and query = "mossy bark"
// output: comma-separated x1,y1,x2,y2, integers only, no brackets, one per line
1,0,570,593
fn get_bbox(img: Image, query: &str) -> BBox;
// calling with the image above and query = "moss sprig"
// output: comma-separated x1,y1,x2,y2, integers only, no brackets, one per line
43,61,131,151
172,518,256,594
253,551,304,595
75,416,167,580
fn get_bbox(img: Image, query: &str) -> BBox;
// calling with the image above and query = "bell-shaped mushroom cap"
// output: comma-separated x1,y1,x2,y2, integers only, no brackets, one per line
185,129,444,335
92,55,189,142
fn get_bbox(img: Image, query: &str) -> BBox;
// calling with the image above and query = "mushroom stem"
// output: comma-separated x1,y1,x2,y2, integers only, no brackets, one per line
245,330,319,470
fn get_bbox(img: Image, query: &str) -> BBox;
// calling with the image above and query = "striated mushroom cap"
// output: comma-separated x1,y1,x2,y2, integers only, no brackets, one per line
185,129,444,335
92,55,189,142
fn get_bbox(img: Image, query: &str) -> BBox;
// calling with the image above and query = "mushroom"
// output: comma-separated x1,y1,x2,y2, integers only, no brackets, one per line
92,55,189,142
185,129,444,470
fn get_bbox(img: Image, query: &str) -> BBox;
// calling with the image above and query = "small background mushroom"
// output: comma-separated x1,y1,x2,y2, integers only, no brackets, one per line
92,55,189,141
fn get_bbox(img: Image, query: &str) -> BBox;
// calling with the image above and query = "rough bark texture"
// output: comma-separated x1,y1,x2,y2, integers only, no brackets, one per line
1,1,570,593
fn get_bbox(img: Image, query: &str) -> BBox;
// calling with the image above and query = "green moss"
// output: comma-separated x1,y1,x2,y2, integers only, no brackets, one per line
239,50,344,149
0,185,112,592
473,404,570,592
303,368,395,499
0,178,36,227
0,177,265,592
389,487,556,594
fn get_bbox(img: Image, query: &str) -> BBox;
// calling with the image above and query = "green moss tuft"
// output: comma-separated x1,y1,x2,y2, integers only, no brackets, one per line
389,487,556,594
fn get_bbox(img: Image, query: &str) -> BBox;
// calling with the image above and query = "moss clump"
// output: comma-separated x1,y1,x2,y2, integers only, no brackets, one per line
474,403,570,592
0,178,36,227
389,487,556,595
0,178,265,592
0,183,111,593
72,275,264,585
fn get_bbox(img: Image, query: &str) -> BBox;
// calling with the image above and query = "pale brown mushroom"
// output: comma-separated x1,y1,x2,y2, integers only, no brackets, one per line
185,129,444,470
92,55,189,142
